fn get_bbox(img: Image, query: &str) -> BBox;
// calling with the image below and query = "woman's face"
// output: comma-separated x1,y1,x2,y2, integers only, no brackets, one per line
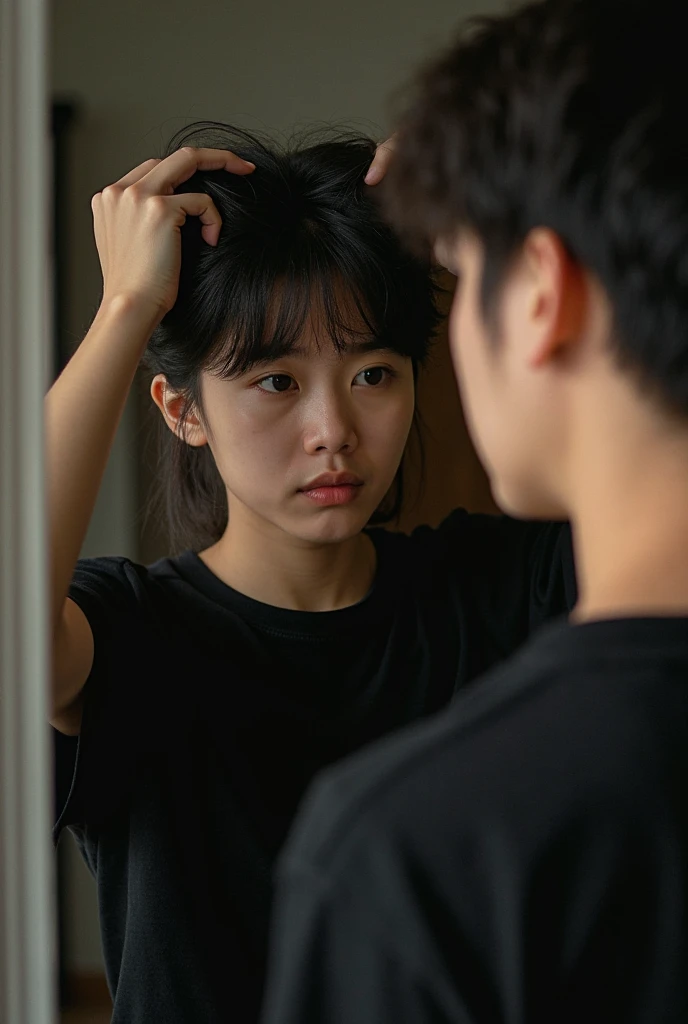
194,318,416,546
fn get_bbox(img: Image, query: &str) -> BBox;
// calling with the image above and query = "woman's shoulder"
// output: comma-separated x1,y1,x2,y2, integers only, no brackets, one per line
372,508,560,557
370,510,573,595
70,552,192,618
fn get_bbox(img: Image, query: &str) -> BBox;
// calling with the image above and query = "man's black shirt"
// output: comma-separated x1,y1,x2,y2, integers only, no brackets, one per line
264,616,688,1024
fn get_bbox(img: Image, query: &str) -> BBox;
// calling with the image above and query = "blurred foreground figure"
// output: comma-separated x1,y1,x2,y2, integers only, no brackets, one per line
263,2,688,1021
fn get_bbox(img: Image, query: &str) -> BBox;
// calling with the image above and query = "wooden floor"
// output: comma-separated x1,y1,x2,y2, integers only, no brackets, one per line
60,970,112,1022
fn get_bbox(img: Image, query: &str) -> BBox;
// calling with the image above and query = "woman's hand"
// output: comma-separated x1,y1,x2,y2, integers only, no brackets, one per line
92,147,255,322
364,136,397,186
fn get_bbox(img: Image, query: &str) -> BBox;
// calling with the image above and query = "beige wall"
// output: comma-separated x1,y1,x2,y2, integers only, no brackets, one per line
51,0,503,976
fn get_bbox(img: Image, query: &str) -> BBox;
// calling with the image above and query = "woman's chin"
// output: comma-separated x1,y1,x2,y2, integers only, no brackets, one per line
286,505,375,546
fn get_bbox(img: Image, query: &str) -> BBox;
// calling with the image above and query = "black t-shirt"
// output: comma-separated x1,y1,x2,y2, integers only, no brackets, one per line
263,616,688,1024
53,511,575,1024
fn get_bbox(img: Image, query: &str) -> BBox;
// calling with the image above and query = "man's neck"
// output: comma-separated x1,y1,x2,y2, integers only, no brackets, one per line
571,427,688,622
198,507,377,613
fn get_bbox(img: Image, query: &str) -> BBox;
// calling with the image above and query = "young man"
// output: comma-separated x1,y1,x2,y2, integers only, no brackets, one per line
261,1,688,1021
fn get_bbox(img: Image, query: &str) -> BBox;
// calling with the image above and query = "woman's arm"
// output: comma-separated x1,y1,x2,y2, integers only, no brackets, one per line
48,147,254,732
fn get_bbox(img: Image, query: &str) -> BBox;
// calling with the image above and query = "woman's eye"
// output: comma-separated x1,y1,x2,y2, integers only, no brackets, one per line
354,366,389,387
256,374,296,394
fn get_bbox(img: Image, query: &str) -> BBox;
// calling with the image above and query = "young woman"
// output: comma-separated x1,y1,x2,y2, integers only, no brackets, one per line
49,124,575,1024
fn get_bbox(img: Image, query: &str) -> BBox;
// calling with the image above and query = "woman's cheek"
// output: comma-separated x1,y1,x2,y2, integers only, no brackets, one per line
363,395,414,469
387,383,416,439
213,400,295,466
236,390,290,423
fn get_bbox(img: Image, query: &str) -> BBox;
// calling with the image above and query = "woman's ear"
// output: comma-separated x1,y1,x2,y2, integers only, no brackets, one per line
150,375,209,448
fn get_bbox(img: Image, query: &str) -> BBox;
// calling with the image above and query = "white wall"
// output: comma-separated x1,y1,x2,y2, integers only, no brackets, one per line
50,0,504,977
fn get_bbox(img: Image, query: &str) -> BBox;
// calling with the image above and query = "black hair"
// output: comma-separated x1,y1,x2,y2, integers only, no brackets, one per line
383,0,688,415
144,123,441,552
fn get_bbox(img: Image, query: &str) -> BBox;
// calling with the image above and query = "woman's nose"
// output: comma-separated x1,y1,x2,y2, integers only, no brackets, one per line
302,395,359,455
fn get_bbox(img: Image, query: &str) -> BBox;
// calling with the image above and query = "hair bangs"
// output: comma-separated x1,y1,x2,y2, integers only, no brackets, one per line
185,220,413,382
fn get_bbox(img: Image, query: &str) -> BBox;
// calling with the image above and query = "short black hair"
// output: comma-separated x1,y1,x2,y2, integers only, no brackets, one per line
384,0,688,414
144,123,441,552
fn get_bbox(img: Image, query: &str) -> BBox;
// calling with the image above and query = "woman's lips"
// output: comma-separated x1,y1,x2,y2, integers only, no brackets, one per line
299,484,363,506
299,473,364,507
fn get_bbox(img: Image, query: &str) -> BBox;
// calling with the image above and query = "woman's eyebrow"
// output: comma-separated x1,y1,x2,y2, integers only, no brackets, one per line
293,339,396,358
245,338,396,369
339,338,396,356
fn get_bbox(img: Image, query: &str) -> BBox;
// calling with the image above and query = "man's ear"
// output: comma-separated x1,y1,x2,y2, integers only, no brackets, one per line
150,375,209,447
523,228,586,369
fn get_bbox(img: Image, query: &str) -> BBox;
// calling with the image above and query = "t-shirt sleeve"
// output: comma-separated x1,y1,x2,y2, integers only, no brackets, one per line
263,757,489,1024
262,862,462,1024
411,511,577,674
52,556,154,843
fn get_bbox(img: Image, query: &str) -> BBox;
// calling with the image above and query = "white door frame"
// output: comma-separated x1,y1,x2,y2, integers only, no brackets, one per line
0,0,56,1019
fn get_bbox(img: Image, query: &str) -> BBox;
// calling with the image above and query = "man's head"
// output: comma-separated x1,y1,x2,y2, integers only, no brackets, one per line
383,0,688,518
